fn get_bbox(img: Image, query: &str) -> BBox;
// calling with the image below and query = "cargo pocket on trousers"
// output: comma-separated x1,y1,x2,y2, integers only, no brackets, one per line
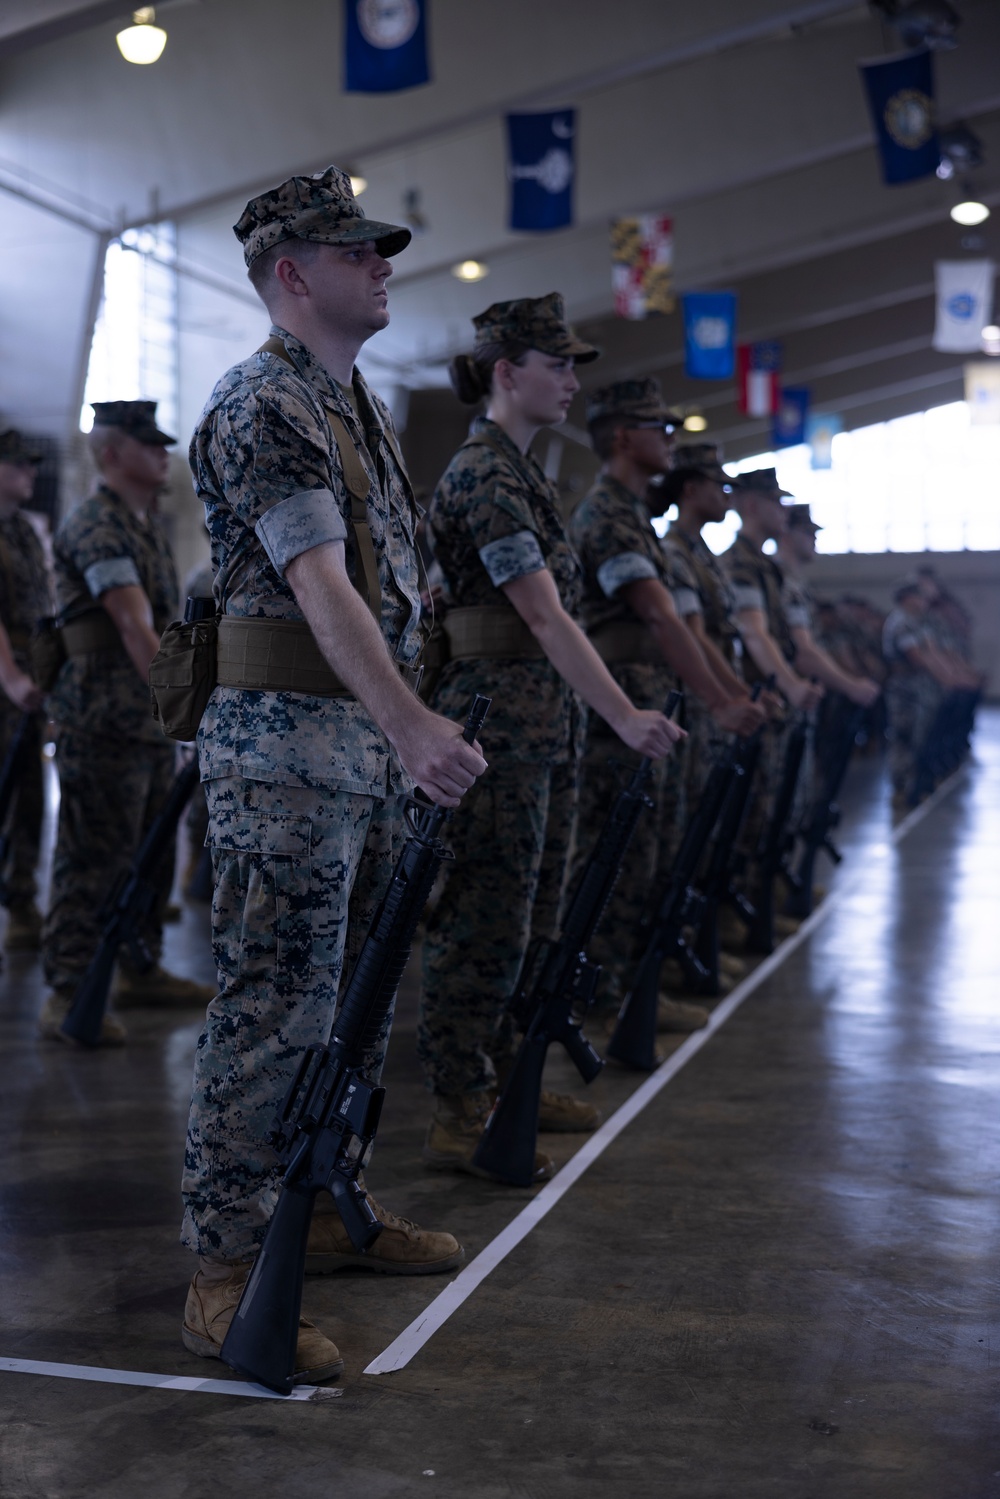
211,813,314,982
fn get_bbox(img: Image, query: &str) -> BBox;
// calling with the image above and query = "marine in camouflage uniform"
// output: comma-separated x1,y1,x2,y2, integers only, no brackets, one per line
179,170,476,1380
41,402,187,1022
419,299,598,1116
0,431,50,946
882,583,944,803
568,382,697,1017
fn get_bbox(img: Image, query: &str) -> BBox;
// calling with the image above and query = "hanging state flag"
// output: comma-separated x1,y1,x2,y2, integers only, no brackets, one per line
965,362,1000,426
507,110,575,232
933,260,995,352
344,0,429,93
773,387,811,448
805,411,842,469
682,291,736,380
859,49,938,185
610,215,674,319
736,341,782,416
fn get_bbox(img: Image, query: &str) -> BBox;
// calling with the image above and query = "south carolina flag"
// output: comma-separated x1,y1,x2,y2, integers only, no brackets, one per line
736,341,782,416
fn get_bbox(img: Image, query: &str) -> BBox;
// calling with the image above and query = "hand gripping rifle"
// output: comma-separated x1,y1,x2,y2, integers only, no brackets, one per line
744,709,809,955
60,754,202,1046
0,712,32,902
471,692,681,1187
605,754,737,1072
220,694,490,1395
784,700,865,919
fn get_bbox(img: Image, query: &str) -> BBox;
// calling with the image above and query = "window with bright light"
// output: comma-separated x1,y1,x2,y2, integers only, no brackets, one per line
80,223,178,438
653,400,1000,555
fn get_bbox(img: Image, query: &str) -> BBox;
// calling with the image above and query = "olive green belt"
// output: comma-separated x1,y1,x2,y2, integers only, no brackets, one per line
442,606,544,661
589,620,662,666
216,616,420,697
61,611,122,655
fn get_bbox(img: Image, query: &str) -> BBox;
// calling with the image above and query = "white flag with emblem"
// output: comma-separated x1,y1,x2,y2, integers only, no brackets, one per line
933,260,995,353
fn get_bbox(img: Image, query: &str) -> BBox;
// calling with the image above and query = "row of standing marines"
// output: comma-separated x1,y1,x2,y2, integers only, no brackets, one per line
0,166,982,1390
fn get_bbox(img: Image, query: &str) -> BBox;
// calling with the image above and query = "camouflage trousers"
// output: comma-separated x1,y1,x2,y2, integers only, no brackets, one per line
573,731,684,1010
42,728,175,993
885,674,941,797
180,777,402,1260
0,702,44,910
418,754,578,1097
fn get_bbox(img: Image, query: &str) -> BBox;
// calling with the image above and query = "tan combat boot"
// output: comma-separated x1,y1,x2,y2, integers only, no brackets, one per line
423,1092,555,1181
182,1257,343,1384
114,965,215,1008
656,996,710,1033
306,1180,465,1276
494,1059,601,1133
5,902,43,950
38,990,127,1046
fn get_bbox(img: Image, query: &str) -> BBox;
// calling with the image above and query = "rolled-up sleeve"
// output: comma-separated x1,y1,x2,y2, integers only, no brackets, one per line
479,529,546,587
255,489,349,576
596,551,658,598
84,557,141,596
731,581,765,613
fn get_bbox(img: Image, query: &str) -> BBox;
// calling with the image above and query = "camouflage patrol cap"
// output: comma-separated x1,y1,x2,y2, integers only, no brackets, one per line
234,165,411,267
671,440,730,486
584,377,680,427
786,502,821,532
735,466,792,500
91,400,176,446
472,292,600,363
0,429,42,465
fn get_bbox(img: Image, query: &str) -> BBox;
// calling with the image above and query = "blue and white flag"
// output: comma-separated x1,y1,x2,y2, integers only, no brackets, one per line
805,411,842,470
859,49,938,185
344,0,429,93
933,259,995,352
682,292,736,380
507,111,575,232
773,388,811,449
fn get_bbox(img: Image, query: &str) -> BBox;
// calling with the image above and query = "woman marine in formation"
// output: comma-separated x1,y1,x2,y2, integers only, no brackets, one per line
416,292,681,1179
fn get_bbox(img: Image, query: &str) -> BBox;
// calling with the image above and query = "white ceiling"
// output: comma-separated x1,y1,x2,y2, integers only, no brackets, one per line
0,0,997,456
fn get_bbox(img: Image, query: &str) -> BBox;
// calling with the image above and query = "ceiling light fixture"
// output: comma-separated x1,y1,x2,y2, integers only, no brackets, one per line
950,198,991,226
116,7,167,64
452,260,489,283
349,174,368,197
982,325,1000,355
683,413,708,432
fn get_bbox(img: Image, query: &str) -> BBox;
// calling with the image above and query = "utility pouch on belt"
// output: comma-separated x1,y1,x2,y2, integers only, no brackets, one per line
31,617,67,692
149,596,218,742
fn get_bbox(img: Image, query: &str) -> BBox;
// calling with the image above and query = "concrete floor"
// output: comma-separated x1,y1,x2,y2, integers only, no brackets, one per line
1,719,998,1499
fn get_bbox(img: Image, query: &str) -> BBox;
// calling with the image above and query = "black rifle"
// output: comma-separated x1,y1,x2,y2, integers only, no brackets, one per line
784,701,864,919
60,756,202,1046
0,712,32,901
911,686,979,805
744,712,808,954
471,692,682,1186
220,694,490,1395
605,754,738,1071
690,729,763,994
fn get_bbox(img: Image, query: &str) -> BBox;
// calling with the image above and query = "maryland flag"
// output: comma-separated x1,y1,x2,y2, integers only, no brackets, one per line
611,215,674,319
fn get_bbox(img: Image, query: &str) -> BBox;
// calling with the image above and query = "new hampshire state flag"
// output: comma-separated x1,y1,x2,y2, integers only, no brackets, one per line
507,111,575,231
859,49,938,184
344,0,430,93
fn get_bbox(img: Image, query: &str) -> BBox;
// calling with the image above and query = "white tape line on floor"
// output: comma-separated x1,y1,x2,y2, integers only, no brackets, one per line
364,768,966,1376
0,1356,340,1402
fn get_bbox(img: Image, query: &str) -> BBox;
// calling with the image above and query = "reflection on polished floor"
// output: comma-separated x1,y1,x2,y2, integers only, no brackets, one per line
1,716,998,1499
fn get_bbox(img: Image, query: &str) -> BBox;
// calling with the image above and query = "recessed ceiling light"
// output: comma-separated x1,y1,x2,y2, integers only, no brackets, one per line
950,199,990,226
349,175,368,197
452,260,489,282
116,6,167,64
683,413,708,432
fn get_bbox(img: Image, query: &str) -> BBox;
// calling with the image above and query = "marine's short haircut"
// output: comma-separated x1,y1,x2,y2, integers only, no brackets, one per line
247,236,325,302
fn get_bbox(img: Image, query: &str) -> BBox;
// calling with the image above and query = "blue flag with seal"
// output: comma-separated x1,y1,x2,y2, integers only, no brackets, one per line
507,111,575,232
859,49,938,184
682,291,736,379
773,388,811,449
344,0,429,93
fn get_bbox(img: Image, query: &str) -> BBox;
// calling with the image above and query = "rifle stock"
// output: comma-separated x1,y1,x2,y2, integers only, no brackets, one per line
220,694,490,1394
745,715,807,955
